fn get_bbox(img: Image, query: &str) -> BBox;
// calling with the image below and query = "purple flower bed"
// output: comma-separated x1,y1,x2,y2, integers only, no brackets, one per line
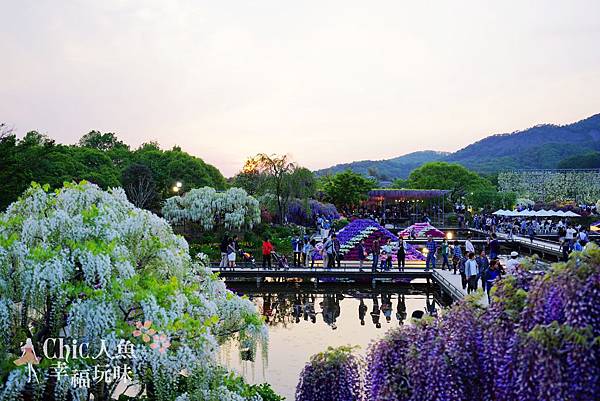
336,219,425,261
304,248,600,401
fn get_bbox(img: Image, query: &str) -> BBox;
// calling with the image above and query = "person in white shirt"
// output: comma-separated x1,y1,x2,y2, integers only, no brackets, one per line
465,236,475,254
565,226,576,245
505,251,520,274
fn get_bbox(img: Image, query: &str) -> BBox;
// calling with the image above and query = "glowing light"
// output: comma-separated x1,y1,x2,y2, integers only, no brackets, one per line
446,232,453,240
172,186,179,192
176,181,182,188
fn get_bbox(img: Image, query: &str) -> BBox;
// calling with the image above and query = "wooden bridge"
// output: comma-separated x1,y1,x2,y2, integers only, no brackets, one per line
210,263,472,303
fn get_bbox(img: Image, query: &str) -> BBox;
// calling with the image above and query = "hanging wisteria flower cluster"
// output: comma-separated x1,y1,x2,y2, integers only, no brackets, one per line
303,245,600,401
287,199,340,226
0,182,268,401
162,186,261,231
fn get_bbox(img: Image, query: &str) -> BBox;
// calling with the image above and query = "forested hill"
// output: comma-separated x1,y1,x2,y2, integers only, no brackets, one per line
316,113,600,179
445,113,600,172
315,150,448,180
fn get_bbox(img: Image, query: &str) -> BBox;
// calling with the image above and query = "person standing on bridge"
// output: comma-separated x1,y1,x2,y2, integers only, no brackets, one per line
291,236,302,267
465,235,475,254
452,240,462,275
371,239,381,272
465,252,479,294
357,239,367,272
440,238,450,270
425,235,437,271
219,235,229,269
397,237,406,271
488,233,500,260
262,237,273,269
476,250,489,292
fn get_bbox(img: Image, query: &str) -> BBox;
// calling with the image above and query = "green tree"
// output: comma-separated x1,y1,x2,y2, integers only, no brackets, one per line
408,162,494,202
466,190,516,211
133,145,227,197
250,154,296,223
78,130,128,151
319,170,376,208
122,163,157,209
390,178,409,188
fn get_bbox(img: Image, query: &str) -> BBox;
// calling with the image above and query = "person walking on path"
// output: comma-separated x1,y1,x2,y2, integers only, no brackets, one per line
382,239,393,271
332,234,341,268
506,251,520,274
452,241,463,275
440,238,450,270
527,223,536,243
476,250,489,292
486,260,502,303
262,237,273,269
291,236,302,267
371,239,381,272
219,235,229,269
561,239,570,262
357,239,367,272
323,235,335,269
465,252,479,294
397,236,406,271
425,235,437,271
303,238,315,268
227,237,237,269
465,235,475,254
488,233,500,260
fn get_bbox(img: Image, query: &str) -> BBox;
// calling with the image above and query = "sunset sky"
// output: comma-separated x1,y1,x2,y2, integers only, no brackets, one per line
2,0,600,176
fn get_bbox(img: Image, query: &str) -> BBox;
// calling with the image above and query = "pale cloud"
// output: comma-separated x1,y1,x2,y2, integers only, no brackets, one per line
2,0,600,176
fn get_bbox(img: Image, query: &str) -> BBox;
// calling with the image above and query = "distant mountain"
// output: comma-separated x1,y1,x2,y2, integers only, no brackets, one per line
315,150,448,180
316,114,600,180
445,113,600,173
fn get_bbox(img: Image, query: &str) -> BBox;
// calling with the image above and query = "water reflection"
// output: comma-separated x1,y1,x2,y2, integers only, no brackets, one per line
245,285,444,331
221,282,448,400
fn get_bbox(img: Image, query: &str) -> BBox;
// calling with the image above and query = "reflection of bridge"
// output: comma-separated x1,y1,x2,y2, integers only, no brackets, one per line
211,265,469,303
225,280,433,295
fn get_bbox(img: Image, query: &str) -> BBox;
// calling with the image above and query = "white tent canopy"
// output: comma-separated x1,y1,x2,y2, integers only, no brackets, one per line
492,209,581,217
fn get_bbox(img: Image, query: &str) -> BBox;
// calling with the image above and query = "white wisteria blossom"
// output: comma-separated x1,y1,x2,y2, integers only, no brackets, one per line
0,182,268,401
162,187,261,231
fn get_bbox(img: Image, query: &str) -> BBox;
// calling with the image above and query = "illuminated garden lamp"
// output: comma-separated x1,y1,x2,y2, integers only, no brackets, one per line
172,186,179,193
176,181,182,188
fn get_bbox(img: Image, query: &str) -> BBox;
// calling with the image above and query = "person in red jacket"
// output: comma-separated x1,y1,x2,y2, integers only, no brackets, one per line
262,237,273,269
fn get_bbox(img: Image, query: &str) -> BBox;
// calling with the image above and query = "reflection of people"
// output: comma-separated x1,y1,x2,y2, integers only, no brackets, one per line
304,295,317,323
381,294,393,322
426,293,437,317
396,294,407,325
293,295,302,323
371,295,381,328
358,299,367,326
320,294,339,330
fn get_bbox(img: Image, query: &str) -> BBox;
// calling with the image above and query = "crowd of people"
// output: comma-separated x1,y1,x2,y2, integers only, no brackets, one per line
471,213,593,261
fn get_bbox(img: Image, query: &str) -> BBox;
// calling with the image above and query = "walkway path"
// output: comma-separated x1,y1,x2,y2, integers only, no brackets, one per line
469,228,562,257
432,268,489,306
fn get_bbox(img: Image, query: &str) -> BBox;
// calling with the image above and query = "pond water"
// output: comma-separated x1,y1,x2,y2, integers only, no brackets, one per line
220,281,448,400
